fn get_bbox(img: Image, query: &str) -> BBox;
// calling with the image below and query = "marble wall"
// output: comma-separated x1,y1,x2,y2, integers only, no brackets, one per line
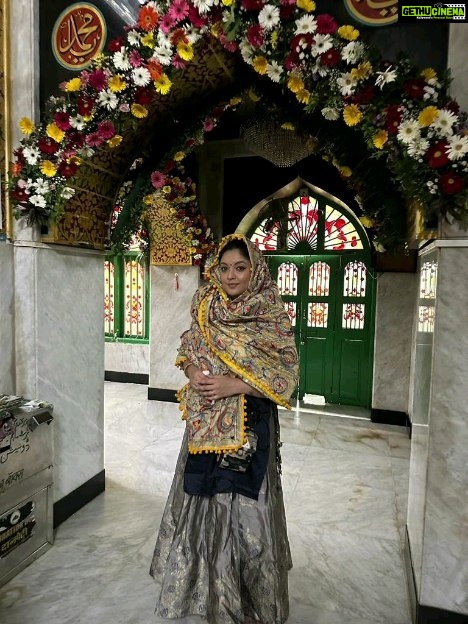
372,272,418,414
0,242,15,394
105,342,149,375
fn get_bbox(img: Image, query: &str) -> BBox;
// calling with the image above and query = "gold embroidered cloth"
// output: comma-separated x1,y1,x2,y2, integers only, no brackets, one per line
176,235,298,454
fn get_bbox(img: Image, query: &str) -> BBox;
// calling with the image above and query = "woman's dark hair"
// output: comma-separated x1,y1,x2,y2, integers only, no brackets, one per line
219,238,250,262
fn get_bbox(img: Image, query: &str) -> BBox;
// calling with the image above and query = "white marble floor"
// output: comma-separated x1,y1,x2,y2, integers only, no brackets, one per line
0,382,413,624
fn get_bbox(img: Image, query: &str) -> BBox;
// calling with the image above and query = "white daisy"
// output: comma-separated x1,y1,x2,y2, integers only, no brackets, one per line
69,115,86,131
157,30,171,47
132,67,151,86
406,137,430,158
192,0,215,14
266,61,283,82
61,187,75,200
184,26,203,45
337,72,357,96
29,194,47,208
23,146,40,165
423,85,438,101
33,178,50,194
321,106,340,121
79,146,95,158
397,120,421,144
312,60,329,78
431,109,458,137
113,50,131,71
294,14,317,35
446,134,468,160
97,89,119,110
127,30,141,47
152,45,173,66
258,5,280,30
311,34,333,57
375,66,397,89
239,39,254,64
341,41,365,65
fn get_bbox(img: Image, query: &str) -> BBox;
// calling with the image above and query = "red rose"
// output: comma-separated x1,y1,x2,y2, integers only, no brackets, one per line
425,141,449,168
439,172,465,195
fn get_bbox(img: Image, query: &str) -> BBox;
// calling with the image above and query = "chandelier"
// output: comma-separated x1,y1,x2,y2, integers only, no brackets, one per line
240,118,316,168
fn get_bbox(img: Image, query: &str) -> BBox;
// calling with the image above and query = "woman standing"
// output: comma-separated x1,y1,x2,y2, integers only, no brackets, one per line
150,234,299,624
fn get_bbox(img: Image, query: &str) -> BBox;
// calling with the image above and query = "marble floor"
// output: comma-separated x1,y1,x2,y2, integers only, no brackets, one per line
0,382,413,624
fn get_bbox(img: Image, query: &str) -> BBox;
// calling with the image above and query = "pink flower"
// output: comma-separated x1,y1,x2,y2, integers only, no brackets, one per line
88,69,107,92
97,120,116,140
86,132,105,147
54,111,72,131
168,0,189,22
247,24,264,48
316,14,338,34
129,49,143,68
172,55,187,70
151,171,166,188
203,118,215,133
188,5,208,28
119,103,130,113
159,14,176,33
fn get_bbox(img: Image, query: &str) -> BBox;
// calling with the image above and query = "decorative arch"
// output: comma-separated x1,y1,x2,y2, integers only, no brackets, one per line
9,1,468,260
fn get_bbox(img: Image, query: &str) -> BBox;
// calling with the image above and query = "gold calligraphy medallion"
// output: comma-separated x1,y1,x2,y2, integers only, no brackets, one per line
344,0,398,26
52,2,106,70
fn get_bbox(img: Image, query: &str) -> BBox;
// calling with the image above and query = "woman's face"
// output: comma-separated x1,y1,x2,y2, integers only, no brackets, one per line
218,249,252,299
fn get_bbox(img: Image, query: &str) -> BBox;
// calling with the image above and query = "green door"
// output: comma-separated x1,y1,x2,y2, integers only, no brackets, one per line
268,253,375,407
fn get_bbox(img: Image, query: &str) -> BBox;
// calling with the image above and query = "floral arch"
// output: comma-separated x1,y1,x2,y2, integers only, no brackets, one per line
9,0,468,260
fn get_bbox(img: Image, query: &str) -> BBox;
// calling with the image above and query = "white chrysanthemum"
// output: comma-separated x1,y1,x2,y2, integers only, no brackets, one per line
132,67,151,86
321,106,340,121
258,5,280,30
113,50,131,71
423,86,438,101
446,134,468,160
294,14,317,35
69,115,86,131
79,146,95,158
397,120,421,144
431,109,458,137
152,44,173,66
97,89,119,110
341,41,365,65
61,187,75,200
266,61,283,82
311,34,333,57
29,194,47,208
33,178,50,194
336,72,357,96
375,66,397,89
192,0,215,14
312,60,329,78
406,137,430,158
239,39,254,64
184,26,203,45
127,30,141,46
23,146,40,165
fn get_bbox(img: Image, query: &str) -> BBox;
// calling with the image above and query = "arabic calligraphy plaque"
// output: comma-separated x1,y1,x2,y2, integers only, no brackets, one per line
344,0,398,26
52,2,106,70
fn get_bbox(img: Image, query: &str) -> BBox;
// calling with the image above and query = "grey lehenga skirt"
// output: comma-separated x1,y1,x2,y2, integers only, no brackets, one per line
149,410,292,624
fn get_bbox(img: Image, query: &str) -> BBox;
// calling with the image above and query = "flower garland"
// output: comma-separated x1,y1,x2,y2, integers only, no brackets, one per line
9,0,468,256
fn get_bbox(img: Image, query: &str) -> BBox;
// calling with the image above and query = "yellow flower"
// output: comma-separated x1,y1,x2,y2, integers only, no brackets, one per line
418,106,439,127
252,56,268,75
351,61,372,81
93,52,105,67
210,23,222,38
143,194,155,205
162,185,172,194
247,90,261,102
222,0,234,5
296,0,316,11
296,89,311,105
141,32,155,48
229,96,242,106
373,129,388,149
287,73,304,94
108,75,127,92
46,122,65,143
281,122,295,131
271,31,278,48
65,77,82,92
154,74,172,95
19,117,35,135
343,104,362,126
421,67,437,81
174,151,185,162
108,135,123,148
177,42,194,61
360,216,375,228
338,25,360,41
339,166,352,178
40,160,57,177
131,104,148,119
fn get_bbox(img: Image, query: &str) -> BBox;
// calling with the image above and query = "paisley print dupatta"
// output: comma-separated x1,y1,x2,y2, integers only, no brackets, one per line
176,234,298,455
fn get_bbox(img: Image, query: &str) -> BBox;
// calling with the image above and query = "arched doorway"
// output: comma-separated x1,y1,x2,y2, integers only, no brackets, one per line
241,178,375,408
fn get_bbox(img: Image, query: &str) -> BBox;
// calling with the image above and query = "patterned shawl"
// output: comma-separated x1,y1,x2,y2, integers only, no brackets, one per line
176,234,299,454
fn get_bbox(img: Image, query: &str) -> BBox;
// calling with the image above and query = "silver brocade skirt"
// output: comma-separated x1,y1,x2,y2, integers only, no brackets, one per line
149,410,292,624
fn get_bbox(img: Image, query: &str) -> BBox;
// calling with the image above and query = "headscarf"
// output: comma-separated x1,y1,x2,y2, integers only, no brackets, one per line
176,234,298,454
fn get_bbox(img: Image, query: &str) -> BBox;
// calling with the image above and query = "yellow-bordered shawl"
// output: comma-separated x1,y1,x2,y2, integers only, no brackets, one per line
176,234,299,454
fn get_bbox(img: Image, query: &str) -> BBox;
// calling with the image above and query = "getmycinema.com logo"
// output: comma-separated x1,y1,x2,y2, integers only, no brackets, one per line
399,2,467,21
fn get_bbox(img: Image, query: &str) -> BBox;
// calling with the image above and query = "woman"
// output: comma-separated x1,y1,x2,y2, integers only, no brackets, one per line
150,234,299,624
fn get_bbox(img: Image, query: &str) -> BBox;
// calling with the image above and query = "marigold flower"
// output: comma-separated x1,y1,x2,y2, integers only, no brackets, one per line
40,160,57,177
108,135,123,148
418,106,439,127
46,122,65,143
131,104,148,119
287,73,304,94
19,117,35,135
296,88,311,105
65,77,82,92
337,25,360,41
296,0,316,11
373,130,388,149
343,104,362,126
108,75,127,92
252,56,268,75
177,42,194,61
154,74,172,95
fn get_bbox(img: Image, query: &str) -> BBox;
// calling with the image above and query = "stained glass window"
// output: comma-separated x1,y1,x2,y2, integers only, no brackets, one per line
418,306,435,333
284,302,297,327
104,260,115,335
342,303,365,329
309,261,330,296
124,259,146,338
308,302,328,328
418,260,438,333
324,205,363,251
277,262,298,296
343,261,367,297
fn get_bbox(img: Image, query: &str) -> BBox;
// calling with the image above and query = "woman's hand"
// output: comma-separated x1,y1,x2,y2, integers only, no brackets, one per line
188,368,264,401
